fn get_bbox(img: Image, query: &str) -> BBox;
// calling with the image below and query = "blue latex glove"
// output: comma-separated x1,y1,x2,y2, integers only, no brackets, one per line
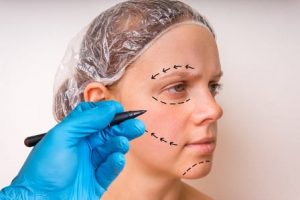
0,101,145,200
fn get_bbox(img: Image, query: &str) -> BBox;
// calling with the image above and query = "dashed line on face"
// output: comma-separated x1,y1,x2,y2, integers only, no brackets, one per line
152,96,191,105
182,160,211,176
145,130,179,147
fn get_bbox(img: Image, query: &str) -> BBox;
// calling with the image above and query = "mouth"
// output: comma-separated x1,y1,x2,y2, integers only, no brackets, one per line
184,137,216,155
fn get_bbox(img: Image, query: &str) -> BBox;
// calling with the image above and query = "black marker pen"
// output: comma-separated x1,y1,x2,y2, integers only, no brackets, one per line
24,110,147,147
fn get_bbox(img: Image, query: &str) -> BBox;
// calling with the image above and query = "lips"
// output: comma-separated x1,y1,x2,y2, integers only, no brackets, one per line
185,137,216,155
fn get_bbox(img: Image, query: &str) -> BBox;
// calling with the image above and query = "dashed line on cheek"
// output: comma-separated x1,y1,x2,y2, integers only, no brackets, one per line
145,130,179,147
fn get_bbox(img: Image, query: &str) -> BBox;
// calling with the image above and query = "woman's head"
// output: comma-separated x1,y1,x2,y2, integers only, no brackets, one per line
108,23,223,179
53,0,222,179
53,0,214,121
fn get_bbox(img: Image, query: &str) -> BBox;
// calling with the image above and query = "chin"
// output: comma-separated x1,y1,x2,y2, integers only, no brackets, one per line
180,160,213,179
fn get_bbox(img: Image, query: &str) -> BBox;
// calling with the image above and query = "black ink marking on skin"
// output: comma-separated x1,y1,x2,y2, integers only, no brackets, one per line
147,130,179,147
145,130,148,133
150,65,195,105
151,73,160,79
185,64,194,69
173,65,182,69
162,67,171,73
182,160,211,176
152,96,158,101
150,64,194,80
160,137,167,143
148,65,196,149
151,132,158,139
152,96,191,105
170,142,178,146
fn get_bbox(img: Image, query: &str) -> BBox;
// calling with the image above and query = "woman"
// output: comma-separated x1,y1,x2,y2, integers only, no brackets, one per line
1,0,223,199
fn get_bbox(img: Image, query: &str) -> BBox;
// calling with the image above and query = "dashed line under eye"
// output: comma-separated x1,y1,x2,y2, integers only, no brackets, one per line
152,96,191,105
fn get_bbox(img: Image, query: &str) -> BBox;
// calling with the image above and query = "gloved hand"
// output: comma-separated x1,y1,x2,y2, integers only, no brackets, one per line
0,100,145,200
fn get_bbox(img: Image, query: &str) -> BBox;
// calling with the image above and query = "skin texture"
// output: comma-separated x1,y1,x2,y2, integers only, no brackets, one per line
84,24,223,200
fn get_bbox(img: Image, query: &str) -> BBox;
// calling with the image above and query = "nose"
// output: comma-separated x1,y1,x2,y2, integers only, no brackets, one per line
191,91,223,126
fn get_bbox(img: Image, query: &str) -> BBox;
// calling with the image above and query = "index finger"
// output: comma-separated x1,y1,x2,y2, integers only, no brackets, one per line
87,119,146,148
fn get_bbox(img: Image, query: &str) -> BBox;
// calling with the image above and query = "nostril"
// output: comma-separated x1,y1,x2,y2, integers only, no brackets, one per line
195,103,223,125
216,105,223,119
191,93,223,125
209,103,223,122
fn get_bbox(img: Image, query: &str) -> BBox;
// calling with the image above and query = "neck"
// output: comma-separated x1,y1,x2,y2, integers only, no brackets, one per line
102,153,184,200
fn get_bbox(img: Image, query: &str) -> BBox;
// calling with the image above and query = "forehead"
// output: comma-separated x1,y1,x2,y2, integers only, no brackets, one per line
128,24,220,76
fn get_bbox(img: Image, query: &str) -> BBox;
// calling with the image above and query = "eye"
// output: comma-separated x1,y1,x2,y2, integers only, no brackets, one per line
209,82,223,95
166,83,186,94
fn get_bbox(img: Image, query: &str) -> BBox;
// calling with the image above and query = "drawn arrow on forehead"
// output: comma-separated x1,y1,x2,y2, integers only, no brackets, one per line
151,73,160,79
185,64,195,69
162,67,171,73
173,65,182,69
160,137,167,143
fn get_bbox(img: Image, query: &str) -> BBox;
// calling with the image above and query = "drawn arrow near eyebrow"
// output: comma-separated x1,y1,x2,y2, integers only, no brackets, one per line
151,132,158,138
151,73,160,79
160,137,167,143
162,67,171,73
185,64,195,69
170,142,178,146
173,65,182,69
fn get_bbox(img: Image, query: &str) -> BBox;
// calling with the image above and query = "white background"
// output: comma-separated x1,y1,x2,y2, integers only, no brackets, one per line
0,0,299,199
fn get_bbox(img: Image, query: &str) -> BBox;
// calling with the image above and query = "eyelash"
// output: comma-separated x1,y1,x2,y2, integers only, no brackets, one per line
209,83,223,95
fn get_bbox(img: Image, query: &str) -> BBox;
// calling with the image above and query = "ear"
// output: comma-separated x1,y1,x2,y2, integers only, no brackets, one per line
83,82,111,102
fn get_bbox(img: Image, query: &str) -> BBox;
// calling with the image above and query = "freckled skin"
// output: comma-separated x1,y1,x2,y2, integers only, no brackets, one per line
103,24,223,199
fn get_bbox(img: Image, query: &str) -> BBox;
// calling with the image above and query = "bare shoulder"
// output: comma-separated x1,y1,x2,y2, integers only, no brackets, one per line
181,182,213,200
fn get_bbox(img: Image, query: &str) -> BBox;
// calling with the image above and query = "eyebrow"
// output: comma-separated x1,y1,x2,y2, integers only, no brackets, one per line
155,66,223,80
158,70,195,80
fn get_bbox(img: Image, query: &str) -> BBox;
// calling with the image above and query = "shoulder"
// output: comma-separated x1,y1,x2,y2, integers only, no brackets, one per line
181,182,213,200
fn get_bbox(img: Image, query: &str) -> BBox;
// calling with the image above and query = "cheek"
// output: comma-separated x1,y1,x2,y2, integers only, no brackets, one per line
119,89,189,143
118,90,195,172
130,104,190,163
144,106,188,143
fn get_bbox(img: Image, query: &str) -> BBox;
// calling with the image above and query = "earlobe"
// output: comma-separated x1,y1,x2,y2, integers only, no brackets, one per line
83,82,111,102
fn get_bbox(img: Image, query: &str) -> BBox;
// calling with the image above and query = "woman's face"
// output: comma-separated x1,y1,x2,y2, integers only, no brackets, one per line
110,24,223,179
